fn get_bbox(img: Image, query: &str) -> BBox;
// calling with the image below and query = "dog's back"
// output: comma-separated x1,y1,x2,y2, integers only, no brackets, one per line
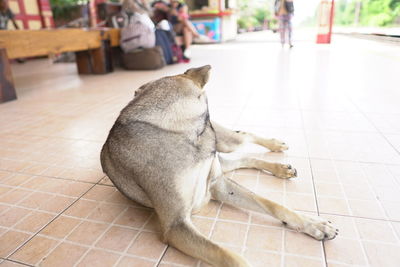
100,65,216,215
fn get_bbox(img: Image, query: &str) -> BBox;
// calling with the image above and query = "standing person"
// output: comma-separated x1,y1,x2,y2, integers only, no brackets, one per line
0,0,18,30
274,0,294,48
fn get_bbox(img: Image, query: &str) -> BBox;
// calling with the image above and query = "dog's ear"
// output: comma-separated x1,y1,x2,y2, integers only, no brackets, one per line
184,65,211,88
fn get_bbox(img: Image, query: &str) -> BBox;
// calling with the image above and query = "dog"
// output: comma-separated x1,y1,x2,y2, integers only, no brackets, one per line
100,65,338,266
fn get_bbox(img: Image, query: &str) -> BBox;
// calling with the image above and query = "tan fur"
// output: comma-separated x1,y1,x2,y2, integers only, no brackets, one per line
100,65,338,267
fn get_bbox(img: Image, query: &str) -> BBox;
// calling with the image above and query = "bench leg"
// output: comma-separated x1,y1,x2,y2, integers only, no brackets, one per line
0,48,17,103
75,40,113,74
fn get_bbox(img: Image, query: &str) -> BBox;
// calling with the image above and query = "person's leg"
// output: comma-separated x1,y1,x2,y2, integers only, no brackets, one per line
181,19,200,38
278,17,285,46
182,26,193,50
288,16,293,47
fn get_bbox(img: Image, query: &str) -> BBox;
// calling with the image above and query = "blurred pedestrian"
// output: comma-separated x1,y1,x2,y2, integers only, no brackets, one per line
274,0,294,48
0,0,18,30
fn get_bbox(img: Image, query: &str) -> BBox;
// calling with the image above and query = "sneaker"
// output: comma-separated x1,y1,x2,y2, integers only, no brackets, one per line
183,48,192,59
194,35,213,44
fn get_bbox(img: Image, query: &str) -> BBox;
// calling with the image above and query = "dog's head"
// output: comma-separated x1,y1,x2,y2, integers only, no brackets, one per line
183,65,211,89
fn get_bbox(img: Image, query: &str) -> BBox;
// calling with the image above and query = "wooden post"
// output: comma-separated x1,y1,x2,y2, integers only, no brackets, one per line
0,48,17,103
76,39,113,74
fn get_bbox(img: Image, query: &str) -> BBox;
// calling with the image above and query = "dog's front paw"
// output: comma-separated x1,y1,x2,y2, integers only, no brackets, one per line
268,139,288,152
271,164,297,179
298,214,338,241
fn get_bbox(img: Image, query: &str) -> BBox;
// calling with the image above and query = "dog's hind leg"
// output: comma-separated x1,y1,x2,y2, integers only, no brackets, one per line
219,156,297,179
210,176,338,241
156,209,250,267
212,121,288,153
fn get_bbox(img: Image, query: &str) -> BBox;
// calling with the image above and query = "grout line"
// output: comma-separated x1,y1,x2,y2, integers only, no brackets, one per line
318,211,400,223
296,86,329,267
331,161,370,267
1,258,34,267
155,244,169,267
5,181,98,261
240,170,260,256
25,233,160,264
113,213,160,267
71,208,129,266
281,167,287,267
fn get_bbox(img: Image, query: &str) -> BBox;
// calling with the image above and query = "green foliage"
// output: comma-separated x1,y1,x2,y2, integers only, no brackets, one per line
334,0,400,26
50,0,88,21
237,0,274,30
50,0,88,6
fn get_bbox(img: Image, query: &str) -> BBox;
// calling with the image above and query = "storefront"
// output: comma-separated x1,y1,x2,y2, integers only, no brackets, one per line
7,0,54,29
187,0,237,42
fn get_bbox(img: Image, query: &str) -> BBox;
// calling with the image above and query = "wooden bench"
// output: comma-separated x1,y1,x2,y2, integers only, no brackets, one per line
0,28,120,103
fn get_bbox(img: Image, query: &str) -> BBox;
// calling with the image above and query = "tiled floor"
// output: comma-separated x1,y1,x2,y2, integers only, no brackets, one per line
1,31,400,267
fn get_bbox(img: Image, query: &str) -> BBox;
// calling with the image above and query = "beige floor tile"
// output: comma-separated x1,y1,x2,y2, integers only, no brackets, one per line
244,249,281,267
160,247,198,266
285,193,317,212
76,249,120,267
66,221,108,245
0,174,32,187
363,241,400,267
114,206,153,228
38,195,75,213
143,213,162,233
251,212,283,228
347,199,386,219
355,218,398,243
10,236,59,265
0,230,31,257
246,225,283,252
314,182,345,198
39,242,88,267
63,198,98,218
105,190,137,206
127,232,167,259
0,188,31,205
218,204,249,222
95,226,138,252
211,221,248,248
82,184,116,201
58,181,93,198
257,177,284,193
320,214,358,239
284,255,324,267
19,176,49,190
324,237,368,265
116,256,156,267
381,201,400,221
191,217,214,237
285,230,324,258
317,197,351,215
231,173,258,192
14,211,55,233
17,191,53,209
40,215,81,239
87,203,126,223
0,207,31,228
0,260,28,267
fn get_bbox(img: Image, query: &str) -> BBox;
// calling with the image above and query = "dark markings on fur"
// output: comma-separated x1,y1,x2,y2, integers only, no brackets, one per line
282,221,287,226
121,119,180,134
196,110,210,138
229,192,234,195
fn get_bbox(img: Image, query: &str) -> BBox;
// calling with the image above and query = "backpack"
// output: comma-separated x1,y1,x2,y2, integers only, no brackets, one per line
120,13,156,53
274,0,294,15
121,46,166,70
